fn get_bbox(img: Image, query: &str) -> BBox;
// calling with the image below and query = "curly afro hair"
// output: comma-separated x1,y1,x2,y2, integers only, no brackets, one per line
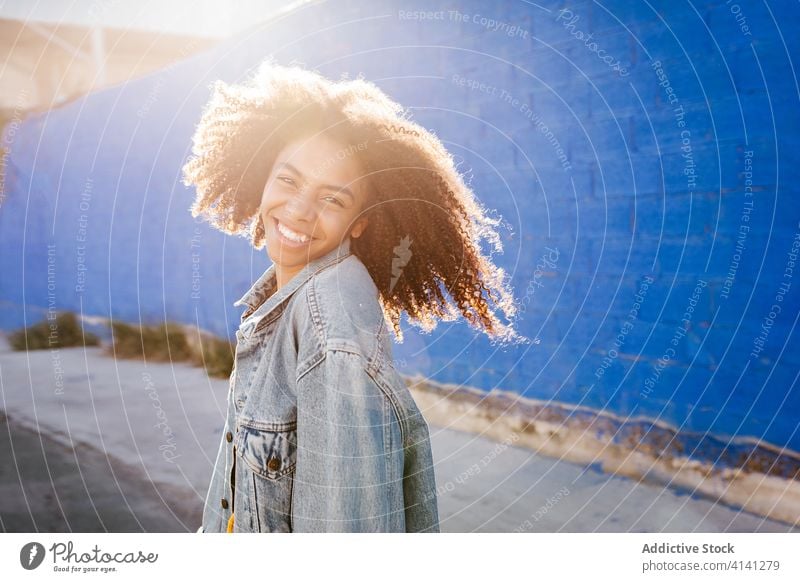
182,57,526,346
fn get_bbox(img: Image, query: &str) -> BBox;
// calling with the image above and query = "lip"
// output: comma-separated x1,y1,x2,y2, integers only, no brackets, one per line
271,216,314,247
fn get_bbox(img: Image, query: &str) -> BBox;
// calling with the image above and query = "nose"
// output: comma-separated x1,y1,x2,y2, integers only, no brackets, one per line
284,190,315,222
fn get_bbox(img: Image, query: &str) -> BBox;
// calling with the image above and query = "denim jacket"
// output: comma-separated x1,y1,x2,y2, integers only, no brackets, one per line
197,236,440,532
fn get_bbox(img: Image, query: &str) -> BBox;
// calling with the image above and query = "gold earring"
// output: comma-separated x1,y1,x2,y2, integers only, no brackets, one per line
255,214,265,240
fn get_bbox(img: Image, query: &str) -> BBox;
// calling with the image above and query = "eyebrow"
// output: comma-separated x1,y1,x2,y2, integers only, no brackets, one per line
276,162,355,201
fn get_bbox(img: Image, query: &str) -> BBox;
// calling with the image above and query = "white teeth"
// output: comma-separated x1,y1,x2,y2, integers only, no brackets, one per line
277,220,310,243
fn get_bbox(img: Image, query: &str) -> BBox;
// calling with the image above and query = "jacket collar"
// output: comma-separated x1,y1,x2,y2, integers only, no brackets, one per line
234,236,353,329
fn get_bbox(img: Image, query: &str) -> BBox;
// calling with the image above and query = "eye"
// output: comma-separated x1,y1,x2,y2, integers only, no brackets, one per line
277,176,296,186
323,196,345,208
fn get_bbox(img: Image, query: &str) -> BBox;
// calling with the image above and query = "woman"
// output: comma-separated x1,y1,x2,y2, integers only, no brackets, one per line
182,58,524,533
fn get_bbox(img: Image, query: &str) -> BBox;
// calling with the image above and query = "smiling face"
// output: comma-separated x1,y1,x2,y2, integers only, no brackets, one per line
259,132,371,289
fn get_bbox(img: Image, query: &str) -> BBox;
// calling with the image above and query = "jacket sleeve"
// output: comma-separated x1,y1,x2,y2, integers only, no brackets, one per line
291,348,405,532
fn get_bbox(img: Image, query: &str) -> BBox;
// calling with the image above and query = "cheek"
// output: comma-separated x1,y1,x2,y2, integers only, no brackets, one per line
327,212,355,234
316,211,348,234
259,187,279,212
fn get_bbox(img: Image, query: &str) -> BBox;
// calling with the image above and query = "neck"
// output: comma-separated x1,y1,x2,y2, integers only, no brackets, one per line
274,264,303,292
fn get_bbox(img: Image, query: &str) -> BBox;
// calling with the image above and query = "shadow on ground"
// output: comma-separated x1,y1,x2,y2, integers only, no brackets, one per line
0,411,200,532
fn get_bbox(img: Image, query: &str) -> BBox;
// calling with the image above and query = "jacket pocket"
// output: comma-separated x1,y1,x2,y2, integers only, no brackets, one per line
235,421,297,480
234,420,297,532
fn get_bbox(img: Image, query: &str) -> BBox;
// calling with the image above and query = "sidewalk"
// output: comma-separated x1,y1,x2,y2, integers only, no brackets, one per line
0,338,794,532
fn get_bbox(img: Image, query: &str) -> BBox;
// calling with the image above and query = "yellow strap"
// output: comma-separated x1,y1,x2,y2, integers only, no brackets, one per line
226,513,235,533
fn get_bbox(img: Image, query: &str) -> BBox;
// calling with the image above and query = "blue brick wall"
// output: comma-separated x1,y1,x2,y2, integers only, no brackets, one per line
1,0,798,451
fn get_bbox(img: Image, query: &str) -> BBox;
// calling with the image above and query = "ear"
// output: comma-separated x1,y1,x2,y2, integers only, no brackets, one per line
350,215,369,238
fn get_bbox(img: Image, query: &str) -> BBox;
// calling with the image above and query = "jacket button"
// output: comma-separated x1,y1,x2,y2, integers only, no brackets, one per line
221,498,229,509
226,431,233,442
267,456,281,471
